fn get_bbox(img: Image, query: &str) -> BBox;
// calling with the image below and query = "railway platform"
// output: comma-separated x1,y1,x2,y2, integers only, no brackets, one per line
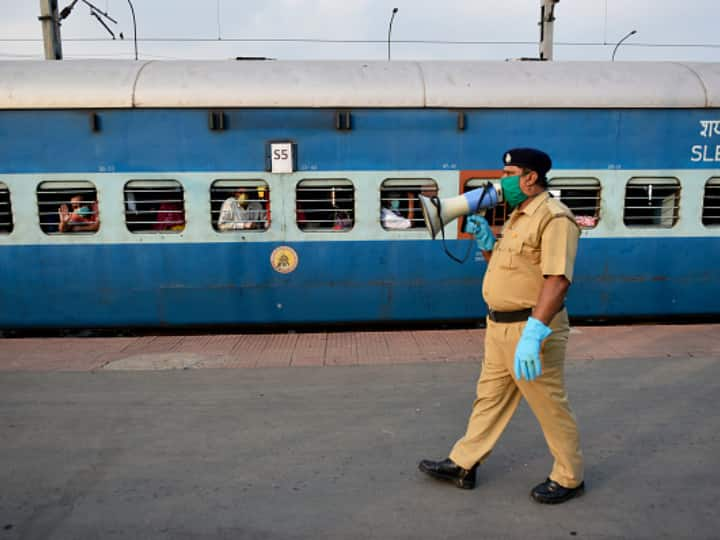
1,323,719,539
1,322,718,372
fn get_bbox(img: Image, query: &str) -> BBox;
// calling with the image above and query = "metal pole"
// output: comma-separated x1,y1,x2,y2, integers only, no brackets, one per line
612,30,637,61
387,7,398,61
127,0,138,60
539,0,559,61
39,0,63,59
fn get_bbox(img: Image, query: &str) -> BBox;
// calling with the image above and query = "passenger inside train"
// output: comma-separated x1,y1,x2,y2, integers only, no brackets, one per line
217,187,265,231
57,195,99,233
332,210,353,230
124,181,186,233
153,202,185,232
254,186,270,229
296,182,354,231
381,191,411,230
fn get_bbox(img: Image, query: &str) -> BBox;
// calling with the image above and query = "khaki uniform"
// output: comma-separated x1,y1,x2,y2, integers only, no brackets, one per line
449,191,584,489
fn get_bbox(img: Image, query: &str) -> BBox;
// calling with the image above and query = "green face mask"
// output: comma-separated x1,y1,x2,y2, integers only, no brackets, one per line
500,175,528,208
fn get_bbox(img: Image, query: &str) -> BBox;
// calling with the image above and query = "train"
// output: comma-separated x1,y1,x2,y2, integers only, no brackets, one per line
0,59,719,329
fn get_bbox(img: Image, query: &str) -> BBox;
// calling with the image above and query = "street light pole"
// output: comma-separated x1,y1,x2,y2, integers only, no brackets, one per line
387,7,398,61
612,30,637,61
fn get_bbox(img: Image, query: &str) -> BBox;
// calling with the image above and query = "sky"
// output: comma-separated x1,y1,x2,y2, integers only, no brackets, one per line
1,0,719,62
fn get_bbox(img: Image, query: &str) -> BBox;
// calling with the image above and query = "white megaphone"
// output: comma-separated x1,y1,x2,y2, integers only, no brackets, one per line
418,183,503,239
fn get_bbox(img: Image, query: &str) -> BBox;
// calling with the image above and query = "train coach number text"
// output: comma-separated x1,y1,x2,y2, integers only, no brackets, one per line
270,142,295,173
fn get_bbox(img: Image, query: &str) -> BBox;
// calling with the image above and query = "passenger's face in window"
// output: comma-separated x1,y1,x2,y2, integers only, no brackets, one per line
388,193,401,210
71,196,84,209
235,191,248,204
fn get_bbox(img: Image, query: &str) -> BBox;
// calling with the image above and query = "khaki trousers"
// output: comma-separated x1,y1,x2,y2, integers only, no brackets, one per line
449,309,584,488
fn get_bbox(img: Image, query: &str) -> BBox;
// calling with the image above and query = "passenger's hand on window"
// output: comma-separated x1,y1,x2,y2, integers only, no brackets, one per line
58,204,70,223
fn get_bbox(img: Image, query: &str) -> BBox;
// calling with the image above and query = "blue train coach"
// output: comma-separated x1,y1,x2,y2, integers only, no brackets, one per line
0,60,719,328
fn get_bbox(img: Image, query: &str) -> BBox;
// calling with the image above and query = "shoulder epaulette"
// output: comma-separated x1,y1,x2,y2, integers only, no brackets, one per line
545,196,574,219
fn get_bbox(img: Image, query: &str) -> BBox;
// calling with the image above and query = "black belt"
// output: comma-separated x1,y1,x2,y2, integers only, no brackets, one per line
486,305,565,324
487,308,532,323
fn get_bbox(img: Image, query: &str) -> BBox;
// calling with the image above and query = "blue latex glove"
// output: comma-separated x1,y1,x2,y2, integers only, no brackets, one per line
514,317,553,381
465,215,496,251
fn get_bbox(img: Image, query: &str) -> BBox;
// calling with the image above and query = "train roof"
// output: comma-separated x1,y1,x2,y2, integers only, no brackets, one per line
1,59,719,110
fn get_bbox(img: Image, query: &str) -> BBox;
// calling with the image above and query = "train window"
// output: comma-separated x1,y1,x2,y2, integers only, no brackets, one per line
124,180,185,233
702,178,720,226
547,177,601,229
0,183,12,234
463,178,509,232
296,179,354,231
623,177,680,228
37,181,99,235
211,180,270,232
380,179,437,230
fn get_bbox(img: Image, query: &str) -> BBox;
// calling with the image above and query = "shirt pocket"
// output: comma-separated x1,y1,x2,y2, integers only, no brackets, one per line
520,242,542,265
496,235,523,269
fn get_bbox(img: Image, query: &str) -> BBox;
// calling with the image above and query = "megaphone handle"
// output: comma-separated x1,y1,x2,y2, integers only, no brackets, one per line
465,182,493,232
472,182,492,213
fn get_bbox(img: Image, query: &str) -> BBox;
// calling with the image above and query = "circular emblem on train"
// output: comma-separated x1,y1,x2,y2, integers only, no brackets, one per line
270,246,299,274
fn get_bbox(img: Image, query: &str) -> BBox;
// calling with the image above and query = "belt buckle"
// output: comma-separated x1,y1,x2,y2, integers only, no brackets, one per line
487,308,496,322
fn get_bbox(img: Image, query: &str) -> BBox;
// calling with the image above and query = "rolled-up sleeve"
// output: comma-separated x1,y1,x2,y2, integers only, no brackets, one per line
540,216,580,282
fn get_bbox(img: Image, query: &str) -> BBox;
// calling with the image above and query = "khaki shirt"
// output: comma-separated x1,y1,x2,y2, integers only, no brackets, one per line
482,192,579,312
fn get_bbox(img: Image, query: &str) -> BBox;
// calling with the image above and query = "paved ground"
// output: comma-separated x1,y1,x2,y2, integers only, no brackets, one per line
1,325,719,539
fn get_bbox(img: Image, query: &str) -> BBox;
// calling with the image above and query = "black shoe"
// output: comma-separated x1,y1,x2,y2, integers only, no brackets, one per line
530,478,585,504
418,458,477,489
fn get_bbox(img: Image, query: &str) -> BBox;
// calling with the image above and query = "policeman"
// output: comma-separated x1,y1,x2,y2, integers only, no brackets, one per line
419,148,585,504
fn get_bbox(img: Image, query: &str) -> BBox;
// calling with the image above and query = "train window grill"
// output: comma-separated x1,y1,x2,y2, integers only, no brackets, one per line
296,179,354,231
463,178,509,231
124,180,185,233
37,181,99,235
547,177,601,228
702,178,720,226
380,179,438,230
0,183,13,234
623,177,680,228
211,180,270,232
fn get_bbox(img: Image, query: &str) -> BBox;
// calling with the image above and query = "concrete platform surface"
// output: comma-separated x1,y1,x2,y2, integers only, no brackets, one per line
0,324,719,539
0,323,719,371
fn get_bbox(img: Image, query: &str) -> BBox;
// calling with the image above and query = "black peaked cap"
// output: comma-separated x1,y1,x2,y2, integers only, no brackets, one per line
502,148,552,178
